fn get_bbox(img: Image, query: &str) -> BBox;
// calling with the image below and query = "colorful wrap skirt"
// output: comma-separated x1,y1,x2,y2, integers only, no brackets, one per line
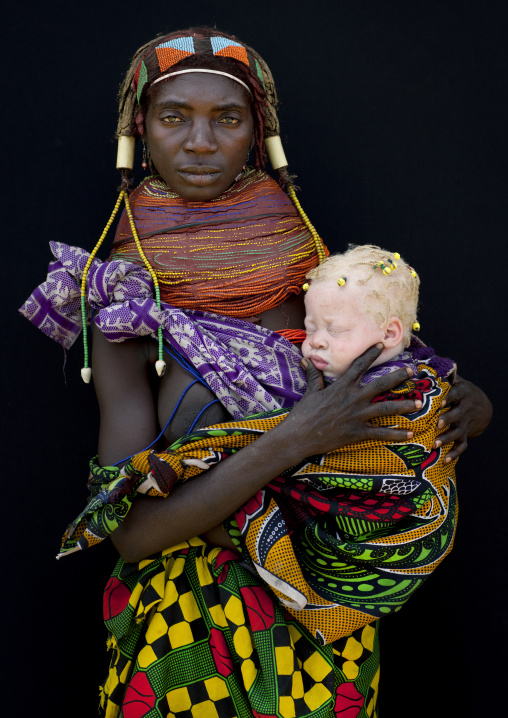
102,540,380,718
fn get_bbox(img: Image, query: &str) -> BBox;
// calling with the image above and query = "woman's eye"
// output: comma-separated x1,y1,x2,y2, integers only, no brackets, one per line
161,114,184,124
218,116,240,125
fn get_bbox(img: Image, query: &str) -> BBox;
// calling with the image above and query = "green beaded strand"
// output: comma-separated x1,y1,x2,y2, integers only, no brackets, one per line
80,191,125,383
123,192,166,376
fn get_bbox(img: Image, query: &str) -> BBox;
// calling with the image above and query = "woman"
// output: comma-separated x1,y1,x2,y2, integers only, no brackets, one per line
21,28,491,718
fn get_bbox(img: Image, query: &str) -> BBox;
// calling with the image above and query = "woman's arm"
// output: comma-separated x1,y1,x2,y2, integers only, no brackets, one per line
93,328,159,467
110,347,421,562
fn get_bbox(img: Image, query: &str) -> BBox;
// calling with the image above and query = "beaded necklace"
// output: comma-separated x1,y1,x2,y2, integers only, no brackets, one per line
109,170,325,318
81,170,326,383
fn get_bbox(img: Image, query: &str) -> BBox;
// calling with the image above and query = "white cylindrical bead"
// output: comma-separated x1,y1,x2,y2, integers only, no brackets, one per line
265,135,288,170
116,136,136,170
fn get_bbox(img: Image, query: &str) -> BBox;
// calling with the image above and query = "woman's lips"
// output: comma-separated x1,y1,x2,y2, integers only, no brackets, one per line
177,169,221,186
308,355,328,370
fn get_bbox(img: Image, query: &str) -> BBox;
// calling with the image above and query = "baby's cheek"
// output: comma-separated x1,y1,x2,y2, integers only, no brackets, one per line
301,339,310,357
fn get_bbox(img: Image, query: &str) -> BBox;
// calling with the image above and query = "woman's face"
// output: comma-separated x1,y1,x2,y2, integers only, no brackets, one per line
144,73,254,201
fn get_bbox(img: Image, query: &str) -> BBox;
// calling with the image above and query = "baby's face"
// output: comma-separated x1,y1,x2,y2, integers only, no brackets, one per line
302,281,386,379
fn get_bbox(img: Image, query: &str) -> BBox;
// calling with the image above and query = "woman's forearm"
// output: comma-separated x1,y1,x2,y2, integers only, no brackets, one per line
110,417,299,561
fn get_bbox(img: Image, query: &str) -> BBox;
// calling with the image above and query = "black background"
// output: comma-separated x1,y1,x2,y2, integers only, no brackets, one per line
4,1,507,716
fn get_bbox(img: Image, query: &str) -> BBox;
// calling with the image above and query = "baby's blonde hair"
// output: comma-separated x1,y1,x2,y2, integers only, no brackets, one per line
305,245,420,344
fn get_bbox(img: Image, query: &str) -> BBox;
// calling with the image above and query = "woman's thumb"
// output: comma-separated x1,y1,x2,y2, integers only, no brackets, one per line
301,358,325,394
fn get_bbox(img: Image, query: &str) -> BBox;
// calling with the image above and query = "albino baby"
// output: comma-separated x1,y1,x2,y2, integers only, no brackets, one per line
302,244,420,380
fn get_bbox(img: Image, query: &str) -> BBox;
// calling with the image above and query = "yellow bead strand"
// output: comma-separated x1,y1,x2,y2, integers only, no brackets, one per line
287,184,327,264
80,191,125,382
123,193,166,376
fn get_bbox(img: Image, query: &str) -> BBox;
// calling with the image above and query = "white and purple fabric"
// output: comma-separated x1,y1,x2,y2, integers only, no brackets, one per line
19,242,306,419
20,242,455,419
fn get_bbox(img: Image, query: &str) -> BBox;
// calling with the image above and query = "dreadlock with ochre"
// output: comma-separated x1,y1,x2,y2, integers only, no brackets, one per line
78,28,326,382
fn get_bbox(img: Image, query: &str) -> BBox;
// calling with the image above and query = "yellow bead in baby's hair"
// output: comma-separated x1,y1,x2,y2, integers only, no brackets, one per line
383,266,391,275
411,270,417,278
302,283,310,291
413,321,420,331
337,277,346,286
394,252,400,260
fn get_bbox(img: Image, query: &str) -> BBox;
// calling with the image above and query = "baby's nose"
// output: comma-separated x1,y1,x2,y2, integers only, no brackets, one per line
310,332,327,348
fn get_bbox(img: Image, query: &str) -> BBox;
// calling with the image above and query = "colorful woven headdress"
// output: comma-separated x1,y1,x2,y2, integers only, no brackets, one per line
134,35,266,102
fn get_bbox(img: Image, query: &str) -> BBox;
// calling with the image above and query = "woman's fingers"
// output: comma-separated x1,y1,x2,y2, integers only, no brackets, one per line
349,423,414,444
437,375,492,439
442,436,467,462
301,358,325,394
326,347,413,401
436,405,462,430
342,344,384,383
366,398,421,419
359,366,414,402
433,423,463,449
286,349,420,457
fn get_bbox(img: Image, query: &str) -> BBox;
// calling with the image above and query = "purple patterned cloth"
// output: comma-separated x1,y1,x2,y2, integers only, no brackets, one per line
358,337,456,387
20,243,455,419
19,243,306,419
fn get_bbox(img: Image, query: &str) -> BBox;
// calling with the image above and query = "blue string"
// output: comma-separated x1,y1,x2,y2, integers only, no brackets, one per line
110,336,217,466
163,343,209,386
187,399,221,435
113,379,199,467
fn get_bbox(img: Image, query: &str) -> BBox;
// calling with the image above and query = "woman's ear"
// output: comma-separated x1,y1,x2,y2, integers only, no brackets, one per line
383,317,404,347
135,110,145,136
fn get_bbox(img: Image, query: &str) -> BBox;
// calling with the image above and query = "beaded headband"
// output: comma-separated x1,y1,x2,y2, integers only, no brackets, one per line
151,68,253,95
133,35,265,103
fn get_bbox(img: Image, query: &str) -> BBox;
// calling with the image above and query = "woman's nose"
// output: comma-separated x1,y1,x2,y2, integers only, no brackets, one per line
184,119,218,154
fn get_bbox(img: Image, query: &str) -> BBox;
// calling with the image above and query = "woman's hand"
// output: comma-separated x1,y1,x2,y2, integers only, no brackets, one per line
433,375,492,462
280,343,422,461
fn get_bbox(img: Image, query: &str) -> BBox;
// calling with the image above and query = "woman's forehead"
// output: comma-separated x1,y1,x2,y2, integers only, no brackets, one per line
149,72,251,108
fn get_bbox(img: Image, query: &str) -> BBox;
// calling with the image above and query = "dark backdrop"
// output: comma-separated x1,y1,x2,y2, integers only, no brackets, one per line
4,2,506,716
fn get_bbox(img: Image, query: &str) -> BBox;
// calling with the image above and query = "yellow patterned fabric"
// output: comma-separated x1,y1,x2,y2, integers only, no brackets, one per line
119,365,457,644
